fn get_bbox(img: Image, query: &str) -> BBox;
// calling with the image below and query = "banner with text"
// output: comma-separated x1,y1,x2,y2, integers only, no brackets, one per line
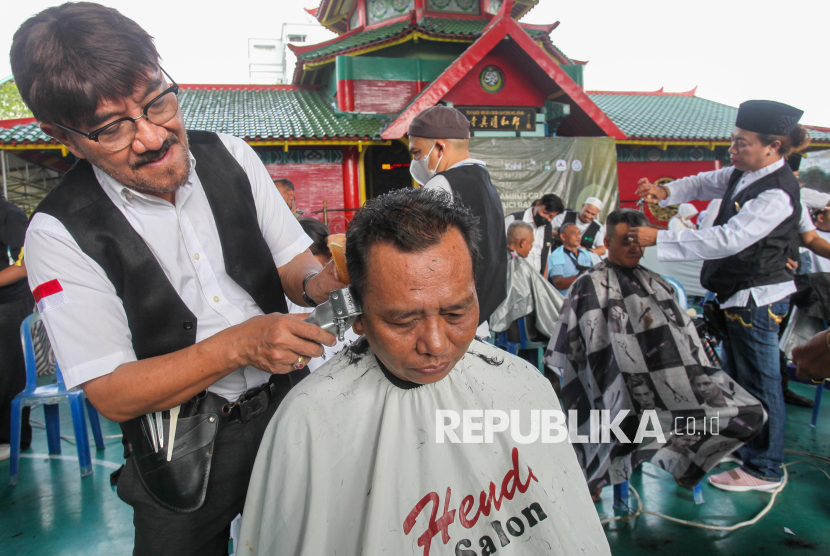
469,137,619,219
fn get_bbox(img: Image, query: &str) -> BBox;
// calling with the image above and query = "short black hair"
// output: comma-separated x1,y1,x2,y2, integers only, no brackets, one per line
345,187,480,303
298,217,330,258
539,193,564,214
11,2,161,128
273,178,294,191
606,209,649,240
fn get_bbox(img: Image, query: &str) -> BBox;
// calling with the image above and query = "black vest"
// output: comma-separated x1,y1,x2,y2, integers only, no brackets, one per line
563,210,601,250
33,130,288,360
700,164,801,302
509,209,552,275
438,165,507,325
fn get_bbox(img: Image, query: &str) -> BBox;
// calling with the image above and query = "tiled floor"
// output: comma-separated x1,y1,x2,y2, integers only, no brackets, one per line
1,381,828,555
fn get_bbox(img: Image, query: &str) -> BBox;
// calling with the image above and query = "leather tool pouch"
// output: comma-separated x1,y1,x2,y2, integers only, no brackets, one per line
121,409,218,513
703,299,729,341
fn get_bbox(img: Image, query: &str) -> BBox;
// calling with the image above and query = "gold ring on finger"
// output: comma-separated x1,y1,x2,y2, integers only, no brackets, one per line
294,355,308,369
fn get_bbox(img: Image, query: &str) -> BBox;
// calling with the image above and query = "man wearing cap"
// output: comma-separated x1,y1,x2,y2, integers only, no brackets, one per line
631,100,812,493
550,197,607,257
408,105,507,332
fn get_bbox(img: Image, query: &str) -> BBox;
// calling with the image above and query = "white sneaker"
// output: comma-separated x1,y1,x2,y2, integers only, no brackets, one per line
0,444,10,461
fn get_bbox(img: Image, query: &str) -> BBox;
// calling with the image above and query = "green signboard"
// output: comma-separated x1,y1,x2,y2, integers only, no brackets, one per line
468,137,619,219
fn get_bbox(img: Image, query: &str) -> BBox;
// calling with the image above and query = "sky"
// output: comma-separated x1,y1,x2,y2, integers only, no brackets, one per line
2,0,829,125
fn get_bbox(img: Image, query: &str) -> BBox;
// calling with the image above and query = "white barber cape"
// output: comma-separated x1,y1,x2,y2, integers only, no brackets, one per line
239,338,610,556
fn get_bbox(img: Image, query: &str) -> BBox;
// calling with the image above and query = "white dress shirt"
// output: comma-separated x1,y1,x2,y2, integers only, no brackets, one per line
26,133,311,399
550,211,606,250
504,207,548,273
656,157,795,308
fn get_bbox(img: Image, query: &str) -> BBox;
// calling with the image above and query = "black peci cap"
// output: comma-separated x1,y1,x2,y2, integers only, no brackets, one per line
735,100,803,136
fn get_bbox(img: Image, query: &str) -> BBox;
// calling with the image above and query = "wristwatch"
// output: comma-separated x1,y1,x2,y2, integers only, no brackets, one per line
302,271,319,307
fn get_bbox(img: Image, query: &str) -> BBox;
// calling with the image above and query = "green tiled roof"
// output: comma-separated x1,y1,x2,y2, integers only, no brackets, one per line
299,20,411,61
298,16,569,62
588,93,830,144
0,122,49,144
806,127,830,143
0,88,388,145
588,93,738,141
180,88,385,139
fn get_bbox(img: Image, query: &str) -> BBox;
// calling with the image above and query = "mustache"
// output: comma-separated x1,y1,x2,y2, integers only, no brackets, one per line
130,135,179,169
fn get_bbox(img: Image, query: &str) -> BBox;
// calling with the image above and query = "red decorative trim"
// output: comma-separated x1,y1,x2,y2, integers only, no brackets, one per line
381,13,626,140
0,117,37,129
290,25,366,55
519,21,559,33
305,7,318,17
586,87,698,97
805,125,830,133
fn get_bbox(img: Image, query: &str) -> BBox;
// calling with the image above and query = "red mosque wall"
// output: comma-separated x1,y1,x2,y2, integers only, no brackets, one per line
443,49,549,108
264,162,349,234
617,160,719,223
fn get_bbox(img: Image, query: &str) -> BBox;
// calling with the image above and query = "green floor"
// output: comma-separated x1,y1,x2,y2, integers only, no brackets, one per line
1,382,828,555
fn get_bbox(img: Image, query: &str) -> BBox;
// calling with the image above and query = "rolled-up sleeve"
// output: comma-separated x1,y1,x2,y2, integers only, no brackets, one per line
25,213,137,390
657,189,792,262
660,167,735,206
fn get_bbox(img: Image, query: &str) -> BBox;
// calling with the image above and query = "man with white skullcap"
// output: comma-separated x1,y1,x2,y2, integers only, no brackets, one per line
550,196,607,257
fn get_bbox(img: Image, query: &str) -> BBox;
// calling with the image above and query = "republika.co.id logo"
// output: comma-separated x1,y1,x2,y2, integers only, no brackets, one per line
436,409,722,444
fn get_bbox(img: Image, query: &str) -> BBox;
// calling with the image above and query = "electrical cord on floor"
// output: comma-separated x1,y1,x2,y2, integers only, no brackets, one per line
600,452,830,530
29,419,122,445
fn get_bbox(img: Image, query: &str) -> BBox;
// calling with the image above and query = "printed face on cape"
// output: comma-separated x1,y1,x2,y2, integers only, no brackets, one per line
353,228,479,384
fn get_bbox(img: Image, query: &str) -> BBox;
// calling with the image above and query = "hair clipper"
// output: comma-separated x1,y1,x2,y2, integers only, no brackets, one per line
304,287,362,341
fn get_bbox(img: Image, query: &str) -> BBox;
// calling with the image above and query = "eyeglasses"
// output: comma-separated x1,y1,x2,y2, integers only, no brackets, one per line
53,68,180,153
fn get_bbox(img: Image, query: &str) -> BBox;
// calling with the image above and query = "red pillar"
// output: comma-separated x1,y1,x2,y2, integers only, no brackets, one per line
342,146,359,222
337,79,354,112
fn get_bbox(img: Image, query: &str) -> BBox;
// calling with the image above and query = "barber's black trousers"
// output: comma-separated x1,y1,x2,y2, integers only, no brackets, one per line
117,378,293,556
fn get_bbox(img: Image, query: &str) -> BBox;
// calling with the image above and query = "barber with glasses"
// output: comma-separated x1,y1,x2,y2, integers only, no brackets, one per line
12,4,345,555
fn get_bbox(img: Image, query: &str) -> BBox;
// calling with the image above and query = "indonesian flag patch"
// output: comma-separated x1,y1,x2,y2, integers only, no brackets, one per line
33,279,67,313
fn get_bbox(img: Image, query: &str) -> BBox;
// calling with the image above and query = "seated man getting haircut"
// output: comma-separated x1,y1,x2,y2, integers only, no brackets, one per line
547,222,600,296
544,209,764,496
240,188,610,556
491,221,564,363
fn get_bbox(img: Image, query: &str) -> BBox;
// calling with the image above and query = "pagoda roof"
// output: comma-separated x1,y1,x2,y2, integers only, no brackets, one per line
0,86,389,148
380,9,623,140
291,14,571,84
587,89,830,145
312,0,539,35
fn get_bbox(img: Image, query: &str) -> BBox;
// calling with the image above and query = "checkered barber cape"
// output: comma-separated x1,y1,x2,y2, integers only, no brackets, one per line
544,261,766,491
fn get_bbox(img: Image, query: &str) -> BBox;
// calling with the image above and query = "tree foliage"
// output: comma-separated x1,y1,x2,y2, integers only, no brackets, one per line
0,81,33,120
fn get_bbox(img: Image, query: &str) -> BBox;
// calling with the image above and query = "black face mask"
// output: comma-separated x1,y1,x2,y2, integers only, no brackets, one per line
532,210,549,228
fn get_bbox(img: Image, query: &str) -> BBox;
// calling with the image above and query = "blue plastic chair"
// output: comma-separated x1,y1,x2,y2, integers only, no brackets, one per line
661,275,688,311
493,317,545,373
9,313,105,485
